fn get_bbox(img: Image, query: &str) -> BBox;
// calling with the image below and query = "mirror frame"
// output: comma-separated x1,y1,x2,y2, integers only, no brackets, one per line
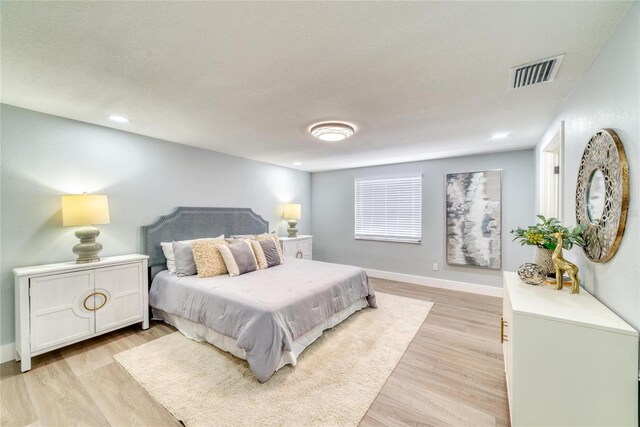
575,129,629,263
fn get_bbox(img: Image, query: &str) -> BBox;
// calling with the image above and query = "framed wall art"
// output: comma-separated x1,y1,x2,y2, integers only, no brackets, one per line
446,170,502,269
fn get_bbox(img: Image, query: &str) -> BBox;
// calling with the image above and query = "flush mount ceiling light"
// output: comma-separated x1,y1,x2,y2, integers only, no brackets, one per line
108,115,130,123
310,122,355,142
491,132,509,139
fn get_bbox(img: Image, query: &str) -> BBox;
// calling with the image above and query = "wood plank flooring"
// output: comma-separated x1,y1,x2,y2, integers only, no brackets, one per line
1,279,509,426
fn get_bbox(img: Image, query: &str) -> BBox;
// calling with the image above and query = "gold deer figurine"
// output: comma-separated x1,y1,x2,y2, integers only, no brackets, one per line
550,231,581,294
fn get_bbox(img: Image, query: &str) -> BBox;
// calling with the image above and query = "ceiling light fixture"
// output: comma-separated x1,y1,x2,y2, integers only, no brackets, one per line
491,132,509,139
310,122,355,142
108,115,130,123
293,161,302,166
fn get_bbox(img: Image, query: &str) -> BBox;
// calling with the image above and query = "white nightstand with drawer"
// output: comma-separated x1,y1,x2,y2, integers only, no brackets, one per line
278,235,313,260
13,254,149,372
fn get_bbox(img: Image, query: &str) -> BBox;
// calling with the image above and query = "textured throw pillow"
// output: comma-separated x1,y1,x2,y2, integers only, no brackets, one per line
255,232,284,264
192,239,228,278
161,235,224,274
259,239,282,267
218,240,258,277
250,240,268,270
173,241,197,277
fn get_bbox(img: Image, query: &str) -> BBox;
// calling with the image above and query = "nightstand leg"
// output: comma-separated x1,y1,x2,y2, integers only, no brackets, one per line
20,355,31,372
142,306,149,330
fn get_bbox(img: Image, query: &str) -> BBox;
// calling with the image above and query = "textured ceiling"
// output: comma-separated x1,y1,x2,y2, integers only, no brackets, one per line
1,1,630,171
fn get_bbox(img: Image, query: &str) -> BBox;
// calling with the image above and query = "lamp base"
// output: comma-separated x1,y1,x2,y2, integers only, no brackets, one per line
287,219,298,238
73,226,103,263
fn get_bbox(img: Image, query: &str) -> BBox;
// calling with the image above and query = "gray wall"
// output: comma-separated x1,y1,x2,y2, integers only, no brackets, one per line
535,3,639,331
311,150,536,287
0,104,311,346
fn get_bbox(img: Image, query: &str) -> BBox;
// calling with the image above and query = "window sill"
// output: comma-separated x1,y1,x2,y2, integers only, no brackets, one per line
355,237,421,244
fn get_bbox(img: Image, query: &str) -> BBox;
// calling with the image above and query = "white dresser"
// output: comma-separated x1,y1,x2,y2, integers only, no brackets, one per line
278,235,313,260
502,271,638,426
14,254,149,372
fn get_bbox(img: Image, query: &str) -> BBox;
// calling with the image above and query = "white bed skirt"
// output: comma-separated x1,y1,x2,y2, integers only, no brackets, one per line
152,297,369,372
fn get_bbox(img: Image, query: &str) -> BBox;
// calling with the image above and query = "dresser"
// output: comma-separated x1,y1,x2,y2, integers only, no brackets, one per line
14,254,149,372
502,271,638,426
278,235,313,260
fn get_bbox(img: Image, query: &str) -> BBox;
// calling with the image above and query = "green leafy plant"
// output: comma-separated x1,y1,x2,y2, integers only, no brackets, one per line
511,215,585,251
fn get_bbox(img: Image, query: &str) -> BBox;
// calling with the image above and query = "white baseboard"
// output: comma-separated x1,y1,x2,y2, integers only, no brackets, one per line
1,342,16,363
365,268,503,297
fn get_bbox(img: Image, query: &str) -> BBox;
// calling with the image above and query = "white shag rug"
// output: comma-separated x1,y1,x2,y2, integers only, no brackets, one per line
114,292,432,427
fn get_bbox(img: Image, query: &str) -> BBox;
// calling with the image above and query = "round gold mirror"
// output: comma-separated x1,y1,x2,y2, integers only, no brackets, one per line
575,129,629,262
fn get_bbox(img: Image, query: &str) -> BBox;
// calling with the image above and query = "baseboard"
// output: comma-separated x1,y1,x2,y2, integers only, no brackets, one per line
365,269,503,297
1,342,16,363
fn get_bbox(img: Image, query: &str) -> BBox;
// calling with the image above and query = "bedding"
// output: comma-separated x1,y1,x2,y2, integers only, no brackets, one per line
219,240,258,276
255,233,284,263
249,240,268,269
259,239,281,267
161,235,224,274
192,239,228,277
172,241,198,276
149,258,376,382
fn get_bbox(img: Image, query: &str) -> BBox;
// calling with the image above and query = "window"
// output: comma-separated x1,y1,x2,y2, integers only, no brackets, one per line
355,175,422,243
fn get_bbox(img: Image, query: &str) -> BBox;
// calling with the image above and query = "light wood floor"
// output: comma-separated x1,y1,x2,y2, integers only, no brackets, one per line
1,279,509,426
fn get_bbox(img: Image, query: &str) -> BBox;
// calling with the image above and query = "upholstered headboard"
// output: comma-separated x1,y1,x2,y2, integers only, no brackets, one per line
141,206,269,280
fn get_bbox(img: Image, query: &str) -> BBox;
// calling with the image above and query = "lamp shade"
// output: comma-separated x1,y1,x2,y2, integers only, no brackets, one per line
61,194,110,226
283,203,301,220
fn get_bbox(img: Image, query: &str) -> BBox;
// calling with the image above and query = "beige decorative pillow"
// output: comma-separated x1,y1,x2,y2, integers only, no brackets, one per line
191,239,228,278
250,240,268,270
255,232,284,264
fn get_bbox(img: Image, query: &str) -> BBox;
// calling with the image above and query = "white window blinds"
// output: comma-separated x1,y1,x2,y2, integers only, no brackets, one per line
355,175,422,243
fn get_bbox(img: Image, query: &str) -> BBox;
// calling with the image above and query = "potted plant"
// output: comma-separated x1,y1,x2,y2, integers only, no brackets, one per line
511,216,585,275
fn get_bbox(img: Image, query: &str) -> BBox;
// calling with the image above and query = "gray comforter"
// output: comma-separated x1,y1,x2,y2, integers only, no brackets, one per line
149,259,376,382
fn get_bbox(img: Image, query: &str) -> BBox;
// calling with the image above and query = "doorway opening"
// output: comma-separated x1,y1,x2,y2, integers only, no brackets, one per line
540,121,564,221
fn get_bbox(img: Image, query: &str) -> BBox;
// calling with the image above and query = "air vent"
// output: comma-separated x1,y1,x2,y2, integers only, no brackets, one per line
510,55,564,89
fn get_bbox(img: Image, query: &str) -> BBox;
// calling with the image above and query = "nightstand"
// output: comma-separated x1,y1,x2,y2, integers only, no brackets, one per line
13,254,149,372
278,235,313,260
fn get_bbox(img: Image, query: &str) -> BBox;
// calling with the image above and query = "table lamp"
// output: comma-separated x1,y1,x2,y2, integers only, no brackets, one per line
61,194,110,263
283,203,301,238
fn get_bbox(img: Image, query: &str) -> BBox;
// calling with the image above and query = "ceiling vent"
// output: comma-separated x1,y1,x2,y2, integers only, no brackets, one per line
510,54,564,90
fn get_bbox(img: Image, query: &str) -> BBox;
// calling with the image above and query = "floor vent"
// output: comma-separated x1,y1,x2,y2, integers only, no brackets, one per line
510,55,564,89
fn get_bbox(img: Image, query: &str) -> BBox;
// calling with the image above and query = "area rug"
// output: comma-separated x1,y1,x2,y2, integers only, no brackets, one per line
114,292,432,426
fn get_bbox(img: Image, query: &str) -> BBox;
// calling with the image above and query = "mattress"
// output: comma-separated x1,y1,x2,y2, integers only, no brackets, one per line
149,259,377,382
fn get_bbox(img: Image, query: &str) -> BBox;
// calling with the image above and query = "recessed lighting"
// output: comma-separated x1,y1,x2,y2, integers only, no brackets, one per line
310,122,355,142
491,132,509,139
108,115,130,123
293,161,302,166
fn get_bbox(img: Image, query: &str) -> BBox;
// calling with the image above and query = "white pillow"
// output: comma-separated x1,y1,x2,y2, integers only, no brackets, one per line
161,235,224,274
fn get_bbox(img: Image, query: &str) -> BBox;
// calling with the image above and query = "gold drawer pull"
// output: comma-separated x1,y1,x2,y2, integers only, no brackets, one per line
82,291,109,311
83,293,94,311
94,291,108,311
296,250,303,259
500,317,508,343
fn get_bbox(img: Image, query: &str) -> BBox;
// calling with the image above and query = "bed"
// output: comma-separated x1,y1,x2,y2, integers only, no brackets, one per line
142,207,377,382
